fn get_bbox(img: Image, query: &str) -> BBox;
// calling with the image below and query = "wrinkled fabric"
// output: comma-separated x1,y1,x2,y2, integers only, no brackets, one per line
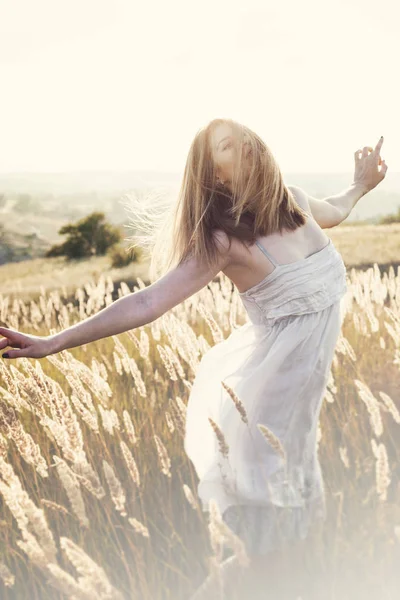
184,237,347,550
221,495,326,556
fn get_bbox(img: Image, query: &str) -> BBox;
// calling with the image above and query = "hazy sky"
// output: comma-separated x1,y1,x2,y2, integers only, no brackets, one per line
0,0,398,174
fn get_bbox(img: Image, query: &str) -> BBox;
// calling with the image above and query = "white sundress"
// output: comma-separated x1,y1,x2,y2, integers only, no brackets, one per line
184,236,348,556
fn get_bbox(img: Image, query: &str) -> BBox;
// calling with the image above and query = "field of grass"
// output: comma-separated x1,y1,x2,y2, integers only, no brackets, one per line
0,225,399,598
1,222,400,302
0,252,151,302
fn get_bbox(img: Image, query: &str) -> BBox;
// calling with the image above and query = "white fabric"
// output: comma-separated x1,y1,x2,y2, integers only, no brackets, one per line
184,237,347,519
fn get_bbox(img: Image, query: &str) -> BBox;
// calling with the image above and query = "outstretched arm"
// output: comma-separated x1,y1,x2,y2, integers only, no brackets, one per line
50,288,154,353
289,136,387,228
0,230,231,359
51,231,231,352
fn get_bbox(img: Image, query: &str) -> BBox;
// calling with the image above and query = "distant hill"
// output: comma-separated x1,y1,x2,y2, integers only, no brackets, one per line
0,170,179,195
0,225,50,265
0,169,399,198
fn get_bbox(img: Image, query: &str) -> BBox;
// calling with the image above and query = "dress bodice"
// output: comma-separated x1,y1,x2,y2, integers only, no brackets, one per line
238,238,348,326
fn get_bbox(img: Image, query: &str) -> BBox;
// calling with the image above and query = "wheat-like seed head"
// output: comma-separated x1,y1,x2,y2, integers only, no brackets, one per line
102,460,127,516
197,303,224,344
40,499,70,516
378,391,400,423
120,440,141,487
154,434,172,477
256,423,286,461
165,411,175,434
128,517,150,538
53,456,89,528
0,562,15,588
98,405,120,436
59,536,124,599
354,379,384,437
157,344,178,380
371,439,391,502
182,483,198,510
208,418,230,458
221,381,248,425
122,410,138,445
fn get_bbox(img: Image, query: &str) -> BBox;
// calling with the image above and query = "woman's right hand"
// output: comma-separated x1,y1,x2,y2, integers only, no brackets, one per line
353,136,388,193
0,327,56,359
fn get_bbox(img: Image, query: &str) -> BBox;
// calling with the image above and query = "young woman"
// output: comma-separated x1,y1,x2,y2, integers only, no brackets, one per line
0,119,387,599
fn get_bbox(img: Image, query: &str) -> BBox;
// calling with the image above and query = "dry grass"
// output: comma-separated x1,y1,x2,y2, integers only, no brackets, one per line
0,225,399,598
331,222,400,267
2,222,400,302
0,254,152,301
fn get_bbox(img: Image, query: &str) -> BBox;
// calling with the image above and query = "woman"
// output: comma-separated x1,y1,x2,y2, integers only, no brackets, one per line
0,119,387,599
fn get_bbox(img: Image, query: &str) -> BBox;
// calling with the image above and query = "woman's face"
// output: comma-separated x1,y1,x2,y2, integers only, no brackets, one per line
210,122,252,192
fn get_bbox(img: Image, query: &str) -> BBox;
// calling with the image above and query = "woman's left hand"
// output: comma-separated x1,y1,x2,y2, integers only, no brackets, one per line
0,327,55,359
353,136,388,193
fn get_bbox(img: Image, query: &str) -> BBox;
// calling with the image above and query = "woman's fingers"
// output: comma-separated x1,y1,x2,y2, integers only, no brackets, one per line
374,136,384,156
0,327,17,341
355,137,385,164
0,328,16,349
1,334,53,359
362,146,373,158
0,337,9,350
2,348,31,359
354,147,373,160
353,136,387,192
0,327,25,346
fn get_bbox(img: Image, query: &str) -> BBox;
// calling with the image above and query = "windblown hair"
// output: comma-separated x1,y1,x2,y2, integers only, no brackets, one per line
122,117,309,283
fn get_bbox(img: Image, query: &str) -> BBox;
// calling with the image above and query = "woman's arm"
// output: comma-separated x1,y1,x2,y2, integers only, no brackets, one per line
323,182,370,221
0,230,232,359
49,289,153,353
326,136,387,220
48,231,231,354
289,185,345,229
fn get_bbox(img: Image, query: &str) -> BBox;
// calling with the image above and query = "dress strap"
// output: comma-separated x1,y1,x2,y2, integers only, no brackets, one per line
254,240,279,267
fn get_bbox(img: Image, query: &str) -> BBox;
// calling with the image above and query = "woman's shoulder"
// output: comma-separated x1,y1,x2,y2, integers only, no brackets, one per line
212,229,247,271
287,185,312,215
212,229,232,253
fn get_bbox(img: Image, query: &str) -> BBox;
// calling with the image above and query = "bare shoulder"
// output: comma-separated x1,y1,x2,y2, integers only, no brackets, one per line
287,184,344,229
287,185,311,214
212,228,246,265
212,228,231,252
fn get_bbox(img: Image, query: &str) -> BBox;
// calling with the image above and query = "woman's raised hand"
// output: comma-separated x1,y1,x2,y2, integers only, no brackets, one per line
353,136,388,193
0,327,55,359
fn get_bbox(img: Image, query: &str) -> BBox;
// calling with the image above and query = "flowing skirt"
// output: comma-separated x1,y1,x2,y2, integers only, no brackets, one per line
220,494,326,556
185,302,343,554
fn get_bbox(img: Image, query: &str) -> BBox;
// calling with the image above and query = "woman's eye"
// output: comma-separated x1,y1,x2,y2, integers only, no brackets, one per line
223,142,232,150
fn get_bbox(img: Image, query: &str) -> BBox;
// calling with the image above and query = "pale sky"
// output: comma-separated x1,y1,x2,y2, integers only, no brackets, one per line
0,0,398,174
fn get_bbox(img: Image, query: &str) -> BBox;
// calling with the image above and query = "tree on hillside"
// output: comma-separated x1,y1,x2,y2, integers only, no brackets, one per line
46,211,122,259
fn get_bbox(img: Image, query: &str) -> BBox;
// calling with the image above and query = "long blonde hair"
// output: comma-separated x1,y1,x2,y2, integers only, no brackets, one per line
123,117,308,282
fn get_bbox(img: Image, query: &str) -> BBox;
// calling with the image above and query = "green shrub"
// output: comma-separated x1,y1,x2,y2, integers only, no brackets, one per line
109,244,142,268
378,206,400,224
46,212,122,259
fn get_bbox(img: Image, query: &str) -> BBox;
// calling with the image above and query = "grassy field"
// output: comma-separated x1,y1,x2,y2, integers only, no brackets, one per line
0,252,151,302
0,224,399,598
1,222,400,301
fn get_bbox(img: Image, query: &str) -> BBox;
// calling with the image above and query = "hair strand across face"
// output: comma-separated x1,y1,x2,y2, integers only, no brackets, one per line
123,117,309,282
